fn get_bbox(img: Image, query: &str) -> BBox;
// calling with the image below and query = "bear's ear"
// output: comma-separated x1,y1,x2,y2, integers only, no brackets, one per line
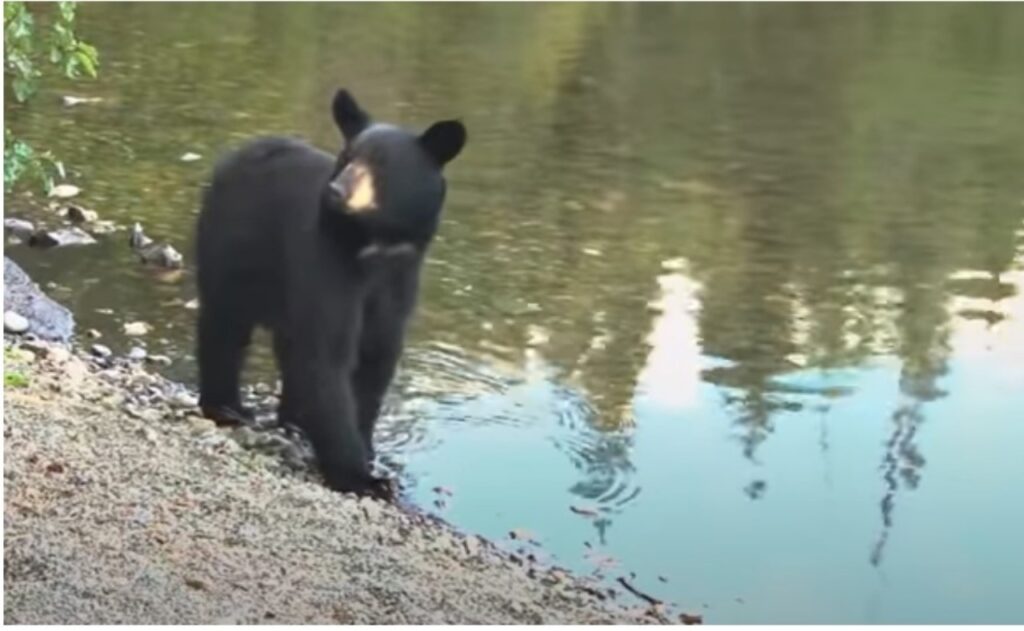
419,120,466,167
332,89,371,141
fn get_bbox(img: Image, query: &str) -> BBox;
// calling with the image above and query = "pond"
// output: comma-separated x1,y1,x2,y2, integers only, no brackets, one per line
5,3,1024,623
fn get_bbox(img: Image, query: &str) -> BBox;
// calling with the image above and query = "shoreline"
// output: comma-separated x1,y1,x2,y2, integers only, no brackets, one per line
3,323,676,623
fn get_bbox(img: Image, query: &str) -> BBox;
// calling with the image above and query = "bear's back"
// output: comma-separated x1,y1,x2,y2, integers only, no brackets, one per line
196,136,338,294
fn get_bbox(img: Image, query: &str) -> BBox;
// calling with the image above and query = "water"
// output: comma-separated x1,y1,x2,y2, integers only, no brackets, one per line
5,3,1024,623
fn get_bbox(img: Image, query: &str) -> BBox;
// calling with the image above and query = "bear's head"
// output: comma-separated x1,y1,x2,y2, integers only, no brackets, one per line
322,89,466,247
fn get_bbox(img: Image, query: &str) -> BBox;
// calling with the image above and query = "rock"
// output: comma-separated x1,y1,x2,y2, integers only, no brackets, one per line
137,243,183,269
4,218,35,241
180,152,202,162
123,321,151,336
168,390,198,409
127,347,147,361
60,95,102,107
3,258,75,341
64,205,99,223
86,328,102,339
28,227,97,248
48,184,81,198
188,415,214,435
90,220,118,235
4,310,30,333
184,298,199,310
129,223,184,269
129,223,153,249
90,344,112,358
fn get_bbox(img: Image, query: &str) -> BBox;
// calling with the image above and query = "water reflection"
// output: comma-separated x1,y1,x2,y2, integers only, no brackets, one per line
6,2,1024,622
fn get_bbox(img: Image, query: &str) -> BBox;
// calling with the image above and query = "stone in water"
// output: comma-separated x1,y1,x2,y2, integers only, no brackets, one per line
4,310,30,333
123,321,151,336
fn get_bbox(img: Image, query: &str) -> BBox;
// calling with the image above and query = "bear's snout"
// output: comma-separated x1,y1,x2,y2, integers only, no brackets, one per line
331,161,378,214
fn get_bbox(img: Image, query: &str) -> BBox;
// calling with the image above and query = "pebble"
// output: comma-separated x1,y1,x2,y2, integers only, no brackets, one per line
187,415,214,435
184,298,200,310
168,391,198,409
90,220,118,235
5,310,30,333
123,321,151,336
91,344,113,358
127,347,148,361
180,152,202,162
86,328,102,339
147,354,172,366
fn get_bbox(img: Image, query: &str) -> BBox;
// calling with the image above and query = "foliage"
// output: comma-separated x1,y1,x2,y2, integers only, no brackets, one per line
5,369,30,388
3,1,98,192
4,347,31,388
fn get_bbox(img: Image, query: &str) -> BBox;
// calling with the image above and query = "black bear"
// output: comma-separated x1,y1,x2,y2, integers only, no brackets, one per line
194,89,466,498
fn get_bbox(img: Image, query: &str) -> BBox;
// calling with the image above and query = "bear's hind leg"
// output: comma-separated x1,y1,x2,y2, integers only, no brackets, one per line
197,304,255,426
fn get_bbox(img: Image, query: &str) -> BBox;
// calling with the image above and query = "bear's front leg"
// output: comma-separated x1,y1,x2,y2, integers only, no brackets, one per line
353,264,419,462
352,336,404,464
287,355,394,500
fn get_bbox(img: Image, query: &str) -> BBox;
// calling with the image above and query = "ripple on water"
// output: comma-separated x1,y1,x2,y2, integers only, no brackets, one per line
374,342,643,513
549,389,641,513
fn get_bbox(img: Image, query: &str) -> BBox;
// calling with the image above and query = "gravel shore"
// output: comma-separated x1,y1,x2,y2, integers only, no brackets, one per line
3,337,662,624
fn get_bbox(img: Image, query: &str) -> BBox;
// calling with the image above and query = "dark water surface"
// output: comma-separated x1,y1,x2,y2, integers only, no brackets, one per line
6,3,1024,623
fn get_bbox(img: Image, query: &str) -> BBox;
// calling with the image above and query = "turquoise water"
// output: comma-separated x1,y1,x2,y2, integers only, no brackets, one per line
5,3,1024,622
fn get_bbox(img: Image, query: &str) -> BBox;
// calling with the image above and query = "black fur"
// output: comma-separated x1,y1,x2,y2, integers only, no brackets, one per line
195,89,466,498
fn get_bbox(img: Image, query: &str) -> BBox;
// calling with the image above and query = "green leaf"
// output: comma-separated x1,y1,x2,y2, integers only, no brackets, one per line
12,76,34,102
75,48,97,77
